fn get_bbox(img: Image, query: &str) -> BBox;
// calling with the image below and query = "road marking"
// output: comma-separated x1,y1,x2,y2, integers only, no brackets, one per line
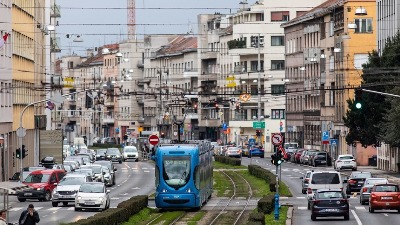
48,208,59,211
9,207,22,212
111,197,120,200
296,197,306,199
144,170,150,173
298,206,307,210
142,167,148,169
351,209,362,225
132,187,140,190
67,207,74,210
383,213,389,217
355,206,365,210
121,168,128,170
35,207,43,210
279,197,289,200
132,168,138,170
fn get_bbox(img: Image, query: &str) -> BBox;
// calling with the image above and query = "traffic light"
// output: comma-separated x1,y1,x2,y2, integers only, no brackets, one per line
276,150,283,165
271,154,276,165
354,88,363,109
256,130,261,136
215,103,219,112
16,148,21,159
22,145,27,159
160,132,165,138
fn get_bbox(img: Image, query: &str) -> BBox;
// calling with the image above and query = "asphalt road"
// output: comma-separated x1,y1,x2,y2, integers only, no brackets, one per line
7,160,155,225
240,157,400,225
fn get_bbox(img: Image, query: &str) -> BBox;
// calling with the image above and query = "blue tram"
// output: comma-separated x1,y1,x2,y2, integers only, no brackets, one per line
154,140,213,209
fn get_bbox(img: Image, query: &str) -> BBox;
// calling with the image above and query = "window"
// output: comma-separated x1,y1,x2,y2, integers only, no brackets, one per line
355,18,373,33
271,84,285,95
68,61,73,69
271,60,285,70
256,13,264,21
271,36,284,46
354,54,368,69
271,109,285,119
271,11,289,22
250,60,264,72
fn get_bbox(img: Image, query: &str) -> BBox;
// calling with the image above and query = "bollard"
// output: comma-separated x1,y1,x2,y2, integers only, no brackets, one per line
274,193,280,220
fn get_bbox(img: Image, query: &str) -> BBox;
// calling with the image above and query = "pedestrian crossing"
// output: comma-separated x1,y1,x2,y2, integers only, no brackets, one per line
8,206,76,212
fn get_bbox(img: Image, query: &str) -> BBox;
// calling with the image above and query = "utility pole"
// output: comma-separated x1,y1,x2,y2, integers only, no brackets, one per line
257,34,261,123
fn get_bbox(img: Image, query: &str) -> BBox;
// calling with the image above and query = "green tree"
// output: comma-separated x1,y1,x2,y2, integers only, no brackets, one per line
343,32,400,147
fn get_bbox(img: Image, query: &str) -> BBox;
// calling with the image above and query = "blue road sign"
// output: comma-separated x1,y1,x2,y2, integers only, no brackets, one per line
222,123,228,131
322,131,329,141
249,138,256,146
330,139,338,145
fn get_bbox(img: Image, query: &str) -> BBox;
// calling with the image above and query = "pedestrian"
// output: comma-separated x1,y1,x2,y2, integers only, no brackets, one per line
19,204,40,225
0,209,7,225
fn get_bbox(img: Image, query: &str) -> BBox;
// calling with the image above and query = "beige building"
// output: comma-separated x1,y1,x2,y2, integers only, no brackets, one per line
282,0,377,160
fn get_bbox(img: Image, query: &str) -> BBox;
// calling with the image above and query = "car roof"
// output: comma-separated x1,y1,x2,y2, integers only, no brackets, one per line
64,173,87,178
316,189,343,193
338,154,353,157
366,178,387,180
374,183,398,186
311,171,340,174
30,169,64,174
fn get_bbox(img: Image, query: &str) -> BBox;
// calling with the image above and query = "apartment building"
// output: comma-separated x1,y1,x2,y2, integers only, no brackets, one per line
282,0,376,160
0,0,13,181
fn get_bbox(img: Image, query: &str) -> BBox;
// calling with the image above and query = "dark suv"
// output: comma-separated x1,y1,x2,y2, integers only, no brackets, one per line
106,148,122,163
311,152,332,167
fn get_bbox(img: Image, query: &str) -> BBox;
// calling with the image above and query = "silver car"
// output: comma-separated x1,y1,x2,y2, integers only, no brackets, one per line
52,173,92,207
225,147,242,158
359,178,388,205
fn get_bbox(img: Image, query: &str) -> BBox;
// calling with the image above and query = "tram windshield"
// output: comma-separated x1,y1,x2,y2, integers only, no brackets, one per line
162,156,191,189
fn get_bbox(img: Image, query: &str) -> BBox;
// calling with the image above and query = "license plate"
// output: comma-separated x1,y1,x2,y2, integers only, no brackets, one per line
324,209,338,212
386,202,390,206
320,161,326,163
60,195,69,198
344,161,350,164
85,201,95,205
24,193,32,196
382,197,393,200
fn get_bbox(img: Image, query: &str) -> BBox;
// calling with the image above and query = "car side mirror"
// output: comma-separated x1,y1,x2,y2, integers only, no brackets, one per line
106,190,110,193
343,179,348,183
114,168,117,171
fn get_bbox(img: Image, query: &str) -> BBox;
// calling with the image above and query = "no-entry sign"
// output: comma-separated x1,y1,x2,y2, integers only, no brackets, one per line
148,135,159,145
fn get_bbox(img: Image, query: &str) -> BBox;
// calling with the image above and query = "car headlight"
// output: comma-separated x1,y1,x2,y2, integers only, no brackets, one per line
99,197,103,202
117,155,121,158
37,188,44,191
107,155,111,158
77,196,82,200
53,190,58,194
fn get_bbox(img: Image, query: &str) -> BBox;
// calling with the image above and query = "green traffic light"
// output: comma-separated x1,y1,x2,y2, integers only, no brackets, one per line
355,102,362,109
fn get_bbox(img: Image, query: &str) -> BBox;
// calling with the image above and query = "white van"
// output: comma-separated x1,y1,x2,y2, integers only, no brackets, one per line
305,171,346,209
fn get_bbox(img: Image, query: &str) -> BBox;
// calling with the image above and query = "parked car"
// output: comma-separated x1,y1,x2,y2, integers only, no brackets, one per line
335,154,357,171
93,161,116,186
299,150,308,164
345,171,372,194
106,148,122,163
310,189,350,221
294,149,305,164
52,173,92,207
302,150,318,165
225,147,242,158
248,145,264,158
18,169,66,202
96,149,107,161
75,182,110,211
369,183,400,213
359,178,389,205
311,152,332,167
122,146,139,162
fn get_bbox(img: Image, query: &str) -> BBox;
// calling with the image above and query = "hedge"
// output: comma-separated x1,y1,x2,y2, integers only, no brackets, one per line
66,195,148,225
91,143,122,148
248,165,276,192
214,156,241,166
257,194,275,214
248,211,265,225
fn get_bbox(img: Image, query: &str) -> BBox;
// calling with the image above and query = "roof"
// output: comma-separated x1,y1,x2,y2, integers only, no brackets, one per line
155,35,197,58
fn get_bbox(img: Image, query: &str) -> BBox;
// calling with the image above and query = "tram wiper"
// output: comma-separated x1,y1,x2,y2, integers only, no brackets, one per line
178,163,188,185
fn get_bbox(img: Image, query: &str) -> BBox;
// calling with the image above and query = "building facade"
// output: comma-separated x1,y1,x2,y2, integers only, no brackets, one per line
282,0,376,160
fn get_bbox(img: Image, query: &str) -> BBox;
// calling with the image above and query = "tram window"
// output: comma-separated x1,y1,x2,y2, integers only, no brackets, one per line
155,166,160,188
194,166,200,190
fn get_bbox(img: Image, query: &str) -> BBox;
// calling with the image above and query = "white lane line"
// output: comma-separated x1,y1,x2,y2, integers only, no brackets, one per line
351,209,363,225
383,213,389,217
142,167,148,169
279,197,289,200
355,206,365,210
35,207,43,210
298,206,307,210
144,170,150,173
9,207,22,212
296,197,306,199
132,168,138,170
111,197,120,200
121,168,128,170
48,208,59,211
67,207,74,211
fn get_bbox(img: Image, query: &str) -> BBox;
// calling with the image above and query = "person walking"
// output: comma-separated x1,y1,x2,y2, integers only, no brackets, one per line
19,204,40,225
0,209,7,225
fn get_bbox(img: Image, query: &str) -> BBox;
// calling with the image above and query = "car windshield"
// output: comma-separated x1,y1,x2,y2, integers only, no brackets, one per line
22,172,31,181
162,156,191,189
59,177,86,185
79,183,104,193
75,169,92,174
317,191,343,199
339,156,354,160
25,174,50,183
64,166,72,172
351,173,371,179
366,179,388,185
97,149,107,154
88,166,101,174
311,173,340,184
375,185,399,192
93,162,112,171
82,158,90,163
124,148,137,152
102,167,110,173
107,149,120,155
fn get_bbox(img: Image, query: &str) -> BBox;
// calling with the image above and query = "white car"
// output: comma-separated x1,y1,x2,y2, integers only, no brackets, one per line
75,182,110,211
52,174,92,207
335,154,357,171
122,146,139,162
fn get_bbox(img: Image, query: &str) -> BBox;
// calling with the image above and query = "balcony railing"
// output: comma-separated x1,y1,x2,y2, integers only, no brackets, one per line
50,37,61,53
51,4,61,18
103,116,115,124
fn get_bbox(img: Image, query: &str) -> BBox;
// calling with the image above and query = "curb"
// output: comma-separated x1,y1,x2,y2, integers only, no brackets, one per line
286,206,293,225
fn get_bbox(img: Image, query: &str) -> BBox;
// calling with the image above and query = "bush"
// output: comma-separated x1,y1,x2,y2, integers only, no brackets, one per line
248,165,276,192
214,156,241,166
257,194,275,214
66,195,148,225
248,211,265,225
92,143,122,148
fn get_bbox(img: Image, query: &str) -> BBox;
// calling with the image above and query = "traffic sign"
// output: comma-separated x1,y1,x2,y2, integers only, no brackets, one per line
248,138,256,146
16,127,26,138
148,135,159,145
222,123,228,131
322,131,329,144
253,121,265,129
330,139,338,145
271,133,283,146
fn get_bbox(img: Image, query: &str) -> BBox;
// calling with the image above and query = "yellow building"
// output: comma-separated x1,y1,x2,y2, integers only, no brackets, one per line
11,0,46,176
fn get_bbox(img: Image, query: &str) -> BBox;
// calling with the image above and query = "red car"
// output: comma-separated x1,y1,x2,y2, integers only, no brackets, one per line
18,169,66,202
294,149,305,164
369,183,400,213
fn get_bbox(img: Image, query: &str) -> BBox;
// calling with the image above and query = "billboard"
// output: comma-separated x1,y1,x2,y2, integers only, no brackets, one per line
39,130,63,164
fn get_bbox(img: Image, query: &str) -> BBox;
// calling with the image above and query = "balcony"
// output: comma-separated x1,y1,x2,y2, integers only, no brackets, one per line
183,69,200,78
201,50,218,59
50,37,61,53
137,79,151,86
51,4,61,18
137,97,144,105
229,47,261,56
103,116,115,124
104,97,114,107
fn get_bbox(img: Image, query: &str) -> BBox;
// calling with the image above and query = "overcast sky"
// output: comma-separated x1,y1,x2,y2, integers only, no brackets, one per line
57,0,247,56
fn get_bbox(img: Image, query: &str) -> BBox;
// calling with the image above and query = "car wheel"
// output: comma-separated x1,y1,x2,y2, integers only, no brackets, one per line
44,191,51,201
52,202,58,207
63,202,68,206
135,158,139,162
353,167,357,171
261,155,264,158
307,201,311,210
74,207,81,211
311,214,316,221
344,214,349,220
17,198,26,202
302,189,306,194
119,160,122,164
369,206,374,213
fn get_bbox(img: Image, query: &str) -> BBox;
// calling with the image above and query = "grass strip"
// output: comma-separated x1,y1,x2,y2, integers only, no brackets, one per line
235,170,271,197
213,171,233,197
187,211,206,225
265,206,289,225
213,161,247,170
278,181,293,197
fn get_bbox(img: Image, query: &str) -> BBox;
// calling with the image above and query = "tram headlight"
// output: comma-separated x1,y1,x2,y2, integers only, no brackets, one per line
162,189,168,193
186,188,191,193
